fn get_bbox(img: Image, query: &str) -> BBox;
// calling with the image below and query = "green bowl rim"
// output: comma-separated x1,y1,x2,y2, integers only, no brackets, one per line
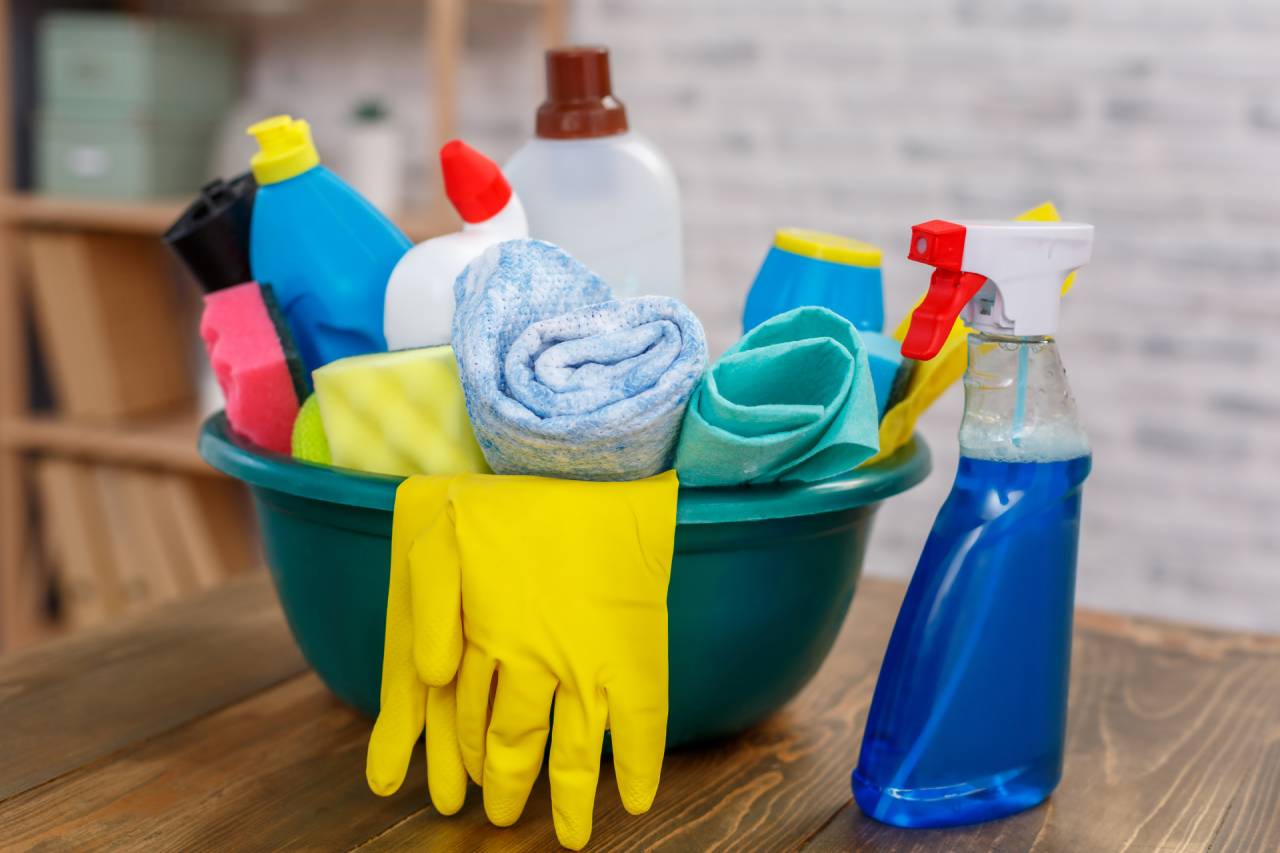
198,413,930,524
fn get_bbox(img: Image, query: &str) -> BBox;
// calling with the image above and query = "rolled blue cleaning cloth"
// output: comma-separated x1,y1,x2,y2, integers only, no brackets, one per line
675,306,880,486
452,239,708,481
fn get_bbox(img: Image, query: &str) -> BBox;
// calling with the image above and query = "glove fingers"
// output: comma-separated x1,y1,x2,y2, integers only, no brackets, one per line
456,646,497,785
366,681,426,796
368,478,442,798
409,509,463,687
605,684,668,815
425,682,468,816
548,688,609,851
482,666,557,827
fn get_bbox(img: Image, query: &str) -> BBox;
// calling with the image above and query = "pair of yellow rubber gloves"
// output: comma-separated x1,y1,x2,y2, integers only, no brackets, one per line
366,470,679,850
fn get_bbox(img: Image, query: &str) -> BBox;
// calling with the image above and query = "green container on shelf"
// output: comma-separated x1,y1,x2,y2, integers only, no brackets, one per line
34,12,236,198
35,113,219,199
38,12,236,121
199,415,930,746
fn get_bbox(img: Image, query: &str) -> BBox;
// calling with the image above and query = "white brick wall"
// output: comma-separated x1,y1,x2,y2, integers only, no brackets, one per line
246,0,1280,632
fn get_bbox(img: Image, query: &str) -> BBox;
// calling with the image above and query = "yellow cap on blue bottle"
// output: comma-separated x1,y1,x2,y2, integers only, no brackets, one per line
773,228,882,268
247,115,320,184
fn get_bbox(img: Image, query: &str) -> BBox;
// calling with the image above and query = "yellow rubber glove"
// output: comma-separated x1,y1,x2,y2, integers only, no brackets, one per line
366,477,468,815
866,202,1077,465
411,470,679,850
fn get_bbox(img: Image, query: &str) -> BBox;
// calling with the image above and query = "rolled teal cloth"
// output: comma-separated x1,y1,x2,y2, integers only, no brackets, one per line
452,238,707,480
675,306,880,486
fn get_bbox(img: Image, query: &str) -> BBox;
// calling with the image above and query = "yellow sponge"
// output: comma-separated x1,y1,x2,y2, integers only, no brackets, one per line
291,394,332,465
312,345,489,477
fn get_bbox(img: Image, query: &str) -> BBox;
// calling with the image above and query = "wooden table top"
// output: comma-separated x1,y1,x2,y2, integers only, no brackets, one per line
1,573,1277,851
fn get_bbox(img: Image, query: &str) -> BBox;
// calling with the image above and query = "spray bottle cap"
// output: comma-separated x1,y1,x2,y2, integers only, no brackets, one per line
440,139,512,223
902,219,1094,360
536,46,629,139
247,115,321,184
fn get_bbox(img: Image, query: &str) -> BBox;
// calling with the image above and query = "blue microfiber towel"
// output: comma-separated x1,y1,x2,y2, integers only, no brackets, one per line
452,239,708,481
675,306,880,486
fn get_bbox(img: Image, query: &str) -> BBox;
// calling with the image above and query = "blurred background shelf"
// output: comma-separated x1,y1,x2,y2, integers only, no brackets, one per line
0,192,185,234
0,192,453,240
0,410,210,473
0,0,568,652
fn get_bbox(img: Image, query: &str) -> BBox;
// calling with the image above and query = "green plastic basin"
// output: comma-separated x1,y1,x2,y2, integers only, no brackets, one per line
199,414,929,746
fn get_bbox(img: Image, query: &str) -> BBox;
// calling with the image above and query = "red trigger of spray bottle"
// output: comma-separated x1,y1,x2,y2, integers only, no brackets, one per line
901,220,987,361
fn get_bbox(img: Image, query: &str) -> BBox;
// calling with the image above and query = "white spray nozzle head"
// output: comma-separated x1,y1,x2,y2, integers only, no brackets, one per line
903,219,1094,359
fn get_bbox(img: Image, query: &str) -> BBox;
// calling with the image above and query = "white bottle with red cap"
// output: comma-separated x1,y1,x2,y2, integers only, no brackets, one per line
383,140,528,350
505,46,682,300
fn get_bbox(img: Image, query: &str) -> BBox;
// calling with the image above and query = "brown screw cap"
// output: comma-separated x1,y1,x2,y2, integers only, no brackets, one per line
536,46,629,139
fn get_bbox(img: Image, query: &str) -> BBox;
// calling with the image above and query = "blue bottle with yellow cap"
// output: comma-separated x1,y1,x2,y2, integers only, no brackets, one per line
743,229,885,334
743,229,905,417
247,115,411,373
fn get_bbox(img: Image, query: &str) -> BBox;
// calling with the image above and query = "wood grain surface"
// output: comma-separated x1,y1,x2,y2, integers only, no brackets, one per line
0,575,305,802
806,609,1280,853
0,574,1276,852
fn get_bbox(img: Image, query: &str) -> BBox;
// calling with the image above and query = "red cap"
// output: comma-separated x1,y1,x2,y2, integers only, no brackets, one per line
901,220,987,361
536,46,629,139
440,139,512,224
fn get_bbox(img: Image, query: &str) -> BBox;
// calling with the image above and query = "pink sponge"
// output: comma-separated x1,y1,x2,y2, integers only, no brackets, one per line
200,282,302,454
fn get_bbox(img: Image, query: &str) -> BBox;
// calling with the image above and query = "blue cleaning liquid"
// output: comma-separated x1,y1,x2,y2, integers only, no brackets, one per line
853,454,1090,828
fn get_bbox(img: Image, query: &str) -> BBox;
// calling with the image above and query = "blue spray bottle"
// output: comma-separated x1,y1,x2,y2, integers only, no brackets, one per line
853,219,1094,828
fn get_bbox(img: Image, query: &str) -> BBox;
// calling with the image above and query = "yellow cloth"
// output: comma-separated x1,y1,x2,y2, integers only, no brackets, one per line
865,202,1077,465
312,345,489,477
366,477,468,814
367,470,679,850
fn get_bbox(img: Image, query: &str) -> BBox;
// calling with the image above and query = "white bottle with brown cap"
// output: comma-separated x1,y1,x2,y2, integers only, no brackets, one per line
505,46,682,300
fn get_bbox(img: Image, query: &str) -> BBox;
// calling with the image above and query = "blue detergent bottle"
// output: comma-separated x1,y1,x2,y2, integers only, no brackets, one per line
246,115,411,374
742,228,884,333
742,229,907,416
853,218,1095,828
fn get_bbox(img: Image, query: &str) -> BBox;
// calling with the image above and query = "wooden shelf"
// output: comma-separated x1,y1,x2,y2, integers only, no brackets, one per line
0,409,214,474
0,192,454,241
396,202,457,241
0,0,567,651
0,193,187,235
